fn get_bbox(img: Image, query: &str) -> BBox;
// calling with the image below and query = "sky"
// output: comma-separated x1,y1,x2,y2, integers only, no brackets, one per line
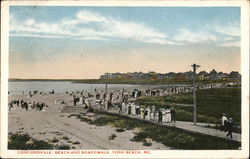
9,6,241,79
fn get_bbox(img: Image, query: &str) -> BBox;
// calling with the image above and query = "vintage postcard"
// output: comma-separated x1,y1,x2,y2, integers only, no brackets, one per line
1,0,249,158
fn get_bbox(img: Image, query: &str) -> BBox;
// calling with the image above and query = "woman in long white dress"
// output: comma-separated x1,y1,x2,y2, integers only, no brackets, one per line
131,103,136,115
140,107,145,119
121,102,126,114
151,106,155,120
162,108,166,123
155,109,159,122
125,103,129,114
166,108,171,122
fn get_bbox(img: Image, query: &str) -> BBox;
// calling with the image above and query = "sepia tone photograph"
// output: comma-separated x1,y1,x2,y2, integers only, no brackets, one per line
1,0,249,158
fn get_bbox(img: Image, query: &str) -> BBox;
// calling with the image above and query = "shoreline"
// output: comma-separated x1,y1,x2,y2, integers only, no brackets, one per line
8,79,240,86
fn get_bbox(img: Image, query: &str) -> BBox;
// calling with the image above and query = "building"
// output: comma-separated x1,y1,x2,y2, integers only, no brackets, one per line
198,71,209,80
209,69,218,80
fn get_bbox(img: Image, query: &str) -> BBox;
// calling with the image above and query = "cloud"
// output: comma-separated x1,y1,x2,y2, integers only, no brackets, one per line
173,28,217,43
10,11,171,45
10,10,240,47
214,22,240,37
9,33,65,39
76,10,107,22
62,10,107,25
24,19,35,25
73,36,108,41
109,20,166,39
217,41,240,48
143,39,180,45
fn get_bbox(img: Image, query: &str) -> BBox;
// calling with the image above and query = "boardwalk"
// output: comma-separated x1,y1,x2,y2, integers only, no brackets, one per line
92,106,241,143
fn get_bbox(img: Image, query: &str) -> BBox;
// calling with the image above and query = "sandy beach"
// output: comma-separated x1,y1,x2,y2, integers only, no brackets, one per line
8,94,170,150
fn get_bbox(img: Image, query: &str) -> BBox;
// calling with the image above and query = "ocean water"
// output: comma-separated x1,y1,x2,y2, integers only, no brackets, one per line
8,81,152,95
9,81,191,95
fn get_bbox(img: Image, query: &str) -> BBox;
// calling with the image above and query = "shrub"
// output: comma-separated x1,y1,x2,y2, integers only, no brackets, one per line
108,134,116,140
51,138,59,143
62,136,70,140
56,144,70,150
72,141,80,144
116,128,125,132
142,139,152,146
8,133,53,150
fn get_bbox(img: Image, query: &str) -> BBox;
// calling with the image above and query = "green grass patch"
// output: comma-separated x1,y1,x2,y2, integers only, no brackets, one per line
133,125,240,149
8,133,53,149
8,133,72,150
89,115,145,130
135,88,241,125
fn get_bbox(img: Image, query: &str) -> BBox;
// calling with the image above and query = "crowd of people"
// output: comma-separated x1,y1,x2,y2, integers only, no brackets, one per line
145,83,225,97
8,99,48,112
68,87,178,125
66,83,230,125
68,83,226,109
9,83,237,139
116,101,177,124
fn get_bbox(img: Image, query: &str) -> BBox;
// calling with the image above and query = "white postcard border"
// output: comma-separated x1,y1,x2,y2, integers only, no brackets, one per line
1,0,249,158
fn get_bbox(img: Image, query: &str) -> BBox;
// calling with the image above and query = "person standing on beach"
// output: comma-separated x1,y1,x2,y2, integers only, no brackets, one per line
109,93,113,103
9,102,13,111
118,103,122,114
36,102,40,111
73,95,77,106
25,102,28,111
107,99,112,110
103,93,106,102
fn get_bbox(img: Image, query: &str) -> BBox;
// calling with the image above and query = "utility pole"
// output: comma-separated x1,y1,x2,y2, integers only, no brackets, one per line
105,74,110,110
105,83,108,95
191,64,200,125
105,82,108,110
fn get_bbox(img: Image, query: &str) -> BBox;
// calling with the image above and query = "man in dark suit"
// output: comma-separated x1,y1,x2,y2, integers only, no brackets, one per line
158,109,163,124
171,107,176,122
226,118,233,139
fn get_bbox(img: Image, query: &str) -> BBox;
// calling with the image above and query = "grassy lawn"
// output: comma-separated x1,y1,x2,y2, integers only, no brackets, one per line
135,88,241,126
8,133,70,150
